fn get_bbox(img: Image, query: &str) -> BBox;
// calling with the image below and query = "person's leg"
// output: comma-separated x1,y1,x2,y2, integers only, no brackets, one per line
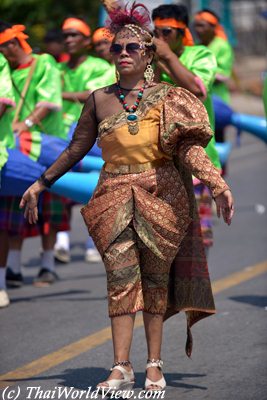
143,312,164,385
97,226,143,386
6,235,24,287
0,231,9,289
41,227,57,271
36,192,70,284
84,235,101,263
0,231,9,267
54,200,72,264
54,231,70,263
98,314,136,386
194,183,213,258
1,196,27,289
0,231,10,307
33,228,58,286
140,246,170,390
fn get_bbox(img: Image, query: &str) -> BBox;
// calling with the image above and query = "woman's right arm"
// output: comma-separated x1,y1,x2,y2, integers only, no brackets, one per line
20,93,98,223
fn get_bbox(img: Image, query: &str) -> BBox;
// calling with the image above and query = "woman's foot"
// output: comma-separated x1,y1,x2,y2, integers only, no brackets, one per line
144,359,166,391
97,361,135,392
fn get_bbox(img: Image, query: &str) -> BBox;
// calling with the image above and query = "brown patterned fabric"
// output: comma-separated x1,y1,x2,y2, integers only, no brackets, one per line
81,160,191,318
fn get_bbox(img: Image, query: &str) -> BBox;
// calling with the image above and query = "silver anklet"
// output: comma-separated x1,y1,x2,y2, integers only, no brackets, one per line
112,360,131,369
147,359,163,368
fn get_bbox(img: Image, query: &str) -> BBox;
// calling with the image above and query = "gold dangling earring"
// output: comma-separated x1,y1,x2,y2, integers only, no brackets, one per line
116,69,120,83
144,64,154,85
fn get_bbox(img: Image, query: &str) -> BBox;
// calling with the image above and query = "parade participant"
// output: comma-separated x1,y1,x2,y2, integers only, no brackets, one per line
0,21,68,287
194,9,234,143
54,17,112,264
43,29,69,63
152,4,221,254
92,26,116,81
20,2,234,393
0,52,16,307
60,17,111,138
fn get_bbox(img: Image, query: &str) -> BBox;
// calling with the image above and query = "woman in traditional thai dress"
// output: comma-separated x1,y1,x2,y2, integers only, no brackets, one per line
20,2,234,394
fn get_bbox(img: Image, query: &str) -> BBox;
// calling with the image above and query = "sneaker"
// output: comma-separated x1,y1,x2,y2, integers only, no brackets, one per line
0,290,10,308
54,247,71,264
6,267,24,288
33,268,59,287
85,248,102,263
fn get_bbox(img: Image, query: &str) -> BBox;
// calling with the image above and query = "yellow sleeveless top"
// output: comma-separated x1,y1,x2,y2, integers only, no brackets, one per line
98,104,171,165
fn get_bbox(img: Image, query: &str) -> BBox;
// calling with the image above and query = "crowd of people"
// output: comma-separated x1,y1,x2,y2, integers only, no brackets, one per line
0,1,235,393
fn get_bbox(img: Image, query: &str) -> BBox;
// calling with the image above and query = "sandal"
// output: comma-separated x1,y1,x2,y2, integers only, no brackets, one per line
97,361,135,395
144,359,166,392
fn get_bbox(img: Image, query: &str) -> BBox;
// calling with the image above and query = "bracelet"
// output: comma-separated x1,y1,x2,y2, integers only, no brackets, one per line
38,174,52,188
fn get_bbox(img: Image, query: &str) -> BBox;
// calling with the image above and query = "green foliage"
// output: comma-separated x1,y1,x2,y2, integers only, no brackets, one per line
0,0,101,48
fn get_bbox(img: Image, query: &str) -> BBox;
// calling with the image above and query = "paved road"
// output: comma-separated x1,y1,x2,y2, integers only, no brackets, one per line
1,119,267,400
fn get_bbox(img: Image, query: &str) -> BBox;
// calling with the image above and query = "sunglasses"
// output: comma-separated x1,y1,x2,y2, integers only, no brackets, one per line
154,27,174,37
110,42,142,55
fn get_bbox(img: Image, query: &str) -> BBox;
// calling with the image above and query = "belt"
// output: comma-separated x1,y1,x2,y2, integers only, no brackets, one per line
103,158,169,174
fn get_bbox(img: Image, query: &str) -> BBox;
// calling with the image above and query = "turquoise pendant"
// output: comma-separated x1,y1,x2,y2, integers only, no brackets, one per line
126,113,139,135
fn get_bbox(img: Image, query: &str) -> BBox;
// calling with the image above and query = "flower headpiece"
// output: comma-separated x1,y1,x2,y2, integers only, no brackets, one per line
101,1,154,47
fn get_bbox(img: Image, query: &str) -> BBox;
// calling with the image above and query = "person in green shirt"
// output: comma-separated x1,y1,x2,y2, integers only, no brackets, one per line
53,18,112,263
92,26,116,85
0,21,67,289
194,9,234,144
60,17,111,138
152,4,221,255
0,52,16,307
0,53,15,158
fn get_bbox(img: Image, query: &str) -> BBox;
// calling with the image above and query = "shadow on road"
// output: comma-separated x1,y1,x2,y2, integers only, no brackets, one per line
4,368,207,391
229,295,267,308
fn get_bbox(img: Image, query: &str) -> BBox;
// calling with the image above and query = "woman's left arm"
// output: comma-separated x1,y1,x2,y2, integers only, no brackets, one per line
160,86,234,225
177,142,234,225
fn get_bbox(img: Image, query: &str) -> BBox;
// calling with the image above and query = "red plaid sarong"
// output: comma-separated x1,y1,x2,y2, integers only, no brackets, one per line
0,192,70,237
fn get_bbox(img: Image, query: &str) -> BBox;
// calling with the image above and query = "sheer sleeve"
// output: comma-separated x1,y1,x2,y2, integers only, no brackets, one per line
40,93,98,186
160,86,229,197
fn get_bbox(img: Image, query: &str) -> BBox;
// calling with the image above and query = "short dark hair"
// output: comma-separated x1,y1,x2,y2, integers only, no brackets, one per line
152,4,189,26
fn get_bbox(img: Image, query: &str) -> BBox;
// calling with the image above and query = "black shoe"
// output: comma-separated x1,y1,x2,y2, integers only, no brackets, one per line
6,267,24,288
33,268,59,287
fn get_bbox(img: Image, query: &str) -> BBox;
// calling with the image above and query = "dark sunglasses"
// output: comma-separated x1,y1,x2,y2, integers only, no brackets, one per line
154,27,173,37
110,42,141,55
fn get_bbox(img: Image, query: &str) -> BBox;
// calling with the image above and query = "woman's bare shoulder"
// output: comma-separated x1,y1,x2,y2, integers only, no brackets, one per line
93,84,117,100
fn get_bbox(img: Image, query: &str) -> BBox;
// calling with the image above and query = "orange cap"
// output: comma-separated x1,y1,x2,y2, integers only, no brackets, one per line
154,18,194,46
62,18,91,37
194,12,228,40
0,25,32,54
92,27,114,44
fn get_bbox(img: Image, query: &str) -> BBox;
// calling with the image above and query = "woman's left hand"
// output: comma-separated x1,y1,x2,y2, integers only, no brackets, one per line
214,189,234,225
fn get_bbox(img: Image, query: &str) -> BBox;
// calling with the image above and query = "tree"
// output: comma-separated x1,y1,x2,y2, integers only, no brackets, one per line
0,0,100,48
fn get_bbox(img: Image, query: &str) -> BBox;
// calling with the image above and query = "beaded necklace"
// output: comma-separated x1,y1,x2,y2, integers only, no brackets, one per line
117,81,146,135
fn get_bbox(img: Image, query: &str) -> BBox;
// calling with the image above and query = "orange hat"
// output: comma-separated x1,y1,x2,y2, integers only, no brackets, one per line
194,12,228,40
154,18,194,46
0,25,32,54
92,27,114,44
62,18,91,37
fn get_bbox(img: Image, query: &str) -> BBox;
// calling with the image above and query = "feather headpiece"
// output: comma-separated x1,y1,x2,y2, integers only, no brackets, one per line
101,1,152,33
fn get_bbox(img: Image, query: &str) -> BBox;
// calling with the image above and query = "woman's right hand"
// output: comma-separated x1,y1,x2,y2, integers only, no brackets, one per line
19,180,46,224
